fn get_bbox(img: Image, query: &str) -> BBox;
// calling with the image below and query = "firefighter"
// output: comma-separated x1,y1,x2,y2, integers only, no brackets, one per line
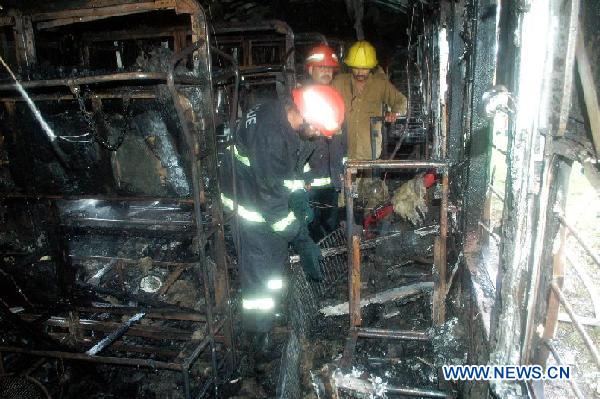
305,44,340,85
303,44,346,240
332,40,407,160
220,85,345,334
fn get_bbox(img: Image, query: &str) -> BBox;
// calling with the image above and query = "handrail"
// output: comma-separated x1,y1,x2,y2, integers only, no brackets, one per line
556,212,600,268
550,280,600,368
346,159,449,170
542,339,585,399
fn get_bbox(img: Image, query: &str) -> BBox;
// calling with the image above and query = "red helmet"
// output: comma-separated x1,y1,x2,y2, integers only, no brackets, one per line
292,85,345,137
305,44,340,68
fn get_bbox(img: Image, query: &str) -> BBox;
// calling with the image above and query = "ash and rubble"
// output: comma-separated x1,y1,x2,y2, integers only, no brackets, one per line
286,227,465,398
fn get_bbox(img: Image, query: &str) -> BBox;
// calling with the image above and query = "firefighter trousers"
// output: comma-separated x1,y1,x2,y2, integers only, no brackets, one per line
233,219,288,332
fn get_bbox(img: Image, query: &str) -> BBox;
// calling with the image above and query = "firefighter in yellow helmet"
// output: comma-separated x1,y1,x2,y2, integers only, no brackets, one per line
332,40,407,160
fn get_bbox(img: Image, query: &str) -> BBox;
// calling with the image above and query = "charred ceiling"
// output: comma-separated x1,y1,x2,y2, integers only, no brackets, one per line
0,0,436,67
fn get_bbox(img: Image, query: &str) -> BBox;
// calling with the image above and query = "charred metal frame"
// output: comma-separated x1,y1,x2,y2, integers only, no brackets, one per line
340,159,451,396
213,20,296,92
0,1,237,397
540,339,585,399
488,0,600,398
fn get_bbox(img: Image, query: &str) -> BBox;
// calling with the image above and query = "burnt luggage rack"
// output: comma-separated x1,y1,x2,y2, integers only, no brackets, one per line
339,159,455,398
2,306,228,398
0,11,238,397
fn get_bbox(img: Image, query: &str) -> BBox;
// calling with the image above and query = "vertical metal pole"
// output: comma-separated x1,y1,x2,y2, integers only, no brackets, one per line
536,163,570,366
350,235,362,327
543,340,585,399
167,28,219,397
198,15,221,394
344,168,357,328
182,369,191,399
208,46,240,369
433,170,448,325
433,44,449,324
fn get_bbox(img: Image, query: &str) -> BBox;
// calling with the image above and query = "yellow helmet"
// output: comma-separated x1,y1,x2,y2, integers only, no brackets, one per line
344,41,378,69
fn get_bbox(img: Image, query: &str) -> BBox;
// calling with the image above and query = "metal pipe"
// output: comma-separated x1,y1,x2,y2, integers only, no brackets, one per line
22,315,192,341
210,46,240,139
168,39,220,392
344,168,358,328
551,281,600,367
566,252,600,319
69,255,196,269
0,193,193,203
346,159,448,170
201,25,223,394
213,20,294,34
183,323,220,369
350,235,361,327
435,169,449,324
556,213,600,268
86,312,145,356
356,327,430,341
48,332,181,358
543,339,585,399
75,306,206,322
182,369,191,399
209,44,239,367
0,90,157,102
0,346,183,371
0,71,203,90
182,338,210,371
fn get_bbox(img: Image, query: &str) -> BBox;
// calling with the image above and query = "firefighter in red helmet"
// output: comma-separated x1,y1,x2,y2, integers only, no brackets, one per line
219,85,344,338
305,44,340,85
302,44,346,241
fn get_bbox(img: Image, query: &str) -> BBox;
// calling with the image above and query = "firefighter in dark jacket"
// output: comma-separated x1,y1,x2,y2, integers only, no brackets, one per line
220,85,345,333
303,126,346,240
302,44,347,240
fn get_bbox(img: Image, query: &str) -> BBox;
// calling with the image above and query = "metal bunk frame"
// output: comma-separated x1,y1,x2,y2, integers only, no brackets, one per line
0,1,237,397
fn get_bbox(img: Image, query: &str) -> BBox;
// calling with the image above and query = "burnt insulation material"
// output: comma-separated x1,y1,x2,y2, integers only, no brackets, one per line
127,111,190,196
3,91,189,196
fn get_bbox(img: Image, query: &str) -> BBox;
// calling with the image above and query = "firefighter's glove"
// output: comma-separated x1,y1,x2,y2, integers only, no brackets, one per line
298,240,323,281
292,227,323,281
289,189,314,224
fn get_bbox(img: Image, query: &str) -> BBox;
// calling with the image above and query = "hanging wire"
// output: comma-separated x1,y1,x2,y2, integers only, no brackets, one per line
73,88,131,151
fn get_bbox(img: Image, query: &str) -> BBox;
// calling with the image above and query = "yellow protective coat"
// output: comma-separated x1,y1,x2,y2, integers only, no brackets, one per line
332,68,407,160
